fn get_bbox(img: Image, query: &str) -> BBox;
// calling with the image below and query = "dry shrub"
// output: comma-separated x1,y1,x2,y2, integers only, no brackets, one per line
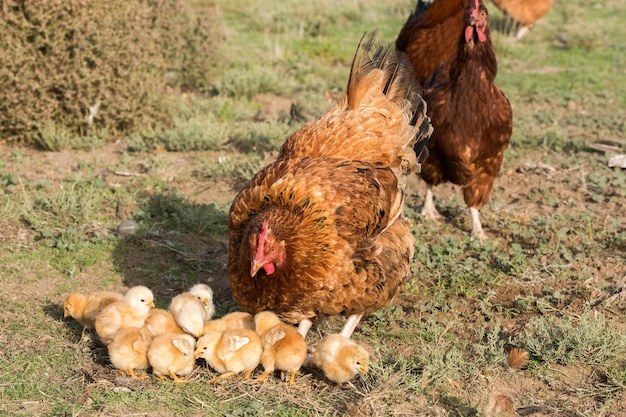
0,0,225,148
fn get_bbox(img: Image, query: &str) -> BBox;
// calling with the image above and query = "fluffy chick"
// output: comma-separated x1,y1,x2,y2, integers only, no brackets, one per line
313,334,369,384
143,308,186,338
63,291,123,328
107,326,152,379
169,291,208,338
95,286,155,345
189,283,216,320
254,311,307,385
202,311,255,335
194,329,262,383
147,333,197,383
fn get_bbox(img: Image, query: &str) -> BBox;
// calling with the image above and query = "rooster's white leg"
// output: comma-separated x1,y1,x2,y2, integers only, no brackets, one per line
470,207,487,243
421,185,443,221
340,313,364,338
297,318,313,338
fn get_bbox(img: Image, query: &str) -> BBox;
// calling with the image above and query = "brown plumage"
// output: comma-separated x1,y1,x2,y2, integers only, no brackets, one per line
396,0,469,86
490,0,553,39
417,0,513,242
228,33,432,340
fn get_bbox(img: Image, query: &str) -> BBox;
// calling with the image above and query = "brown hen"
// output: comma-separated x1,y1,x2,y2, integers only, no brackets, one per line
228,33,433,340
417,0,513,242
396,0,469,86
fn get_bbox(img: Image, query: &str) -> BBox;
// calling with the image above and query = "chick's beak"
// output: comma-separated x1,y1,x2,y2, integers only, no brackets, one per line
194,351,203,359
147,300,155,308
63,310,69,318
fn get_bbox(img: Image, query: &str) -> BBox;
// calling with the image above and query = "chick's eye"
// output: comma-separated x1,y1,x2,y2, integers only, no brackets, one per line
140,299,145,302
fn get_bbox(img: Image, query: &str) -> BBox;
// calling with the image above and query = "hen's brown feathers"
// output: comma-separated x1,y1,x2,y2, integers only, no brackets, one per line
228,33,432,325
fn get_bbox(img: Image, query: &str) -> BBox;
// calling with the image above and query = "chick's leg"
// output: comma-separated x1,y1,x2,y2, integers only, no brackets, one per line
128,366,148,380
254,370,272,383
168,370,188,383
208,371,237,383
340,313,363,338
470,207,487,243
421,185,443,221
287,369,298,386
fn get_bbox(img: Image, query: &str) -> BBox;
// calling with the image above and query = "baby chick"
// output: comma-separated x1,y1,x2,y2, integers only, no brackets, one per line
107,326,152,379
143,308,186,338
169,291,208,338
147,333,197,383
202,311,255,335
254,311,307,385
95,286,155,345
189,283,216,320
194,329,262,383
63,291,123,328
313,334,369,384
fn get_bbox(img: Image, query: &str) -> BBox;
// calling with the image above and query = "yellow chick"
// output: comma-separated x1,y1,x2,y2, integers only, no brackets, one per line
189,283,216,320
169,291,208,338
107,326,152,379
202,311,255,335
63,291,123,328
143,308,186,338
194,329,262,383
94,286,155,345
254,311,307,385
313,334,369,384
147,333,197,383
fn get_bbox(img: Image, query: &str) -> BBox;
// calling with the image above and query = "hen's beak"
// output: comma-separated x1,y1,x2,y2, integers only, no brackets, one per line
468,16,477,26
250,260,264,277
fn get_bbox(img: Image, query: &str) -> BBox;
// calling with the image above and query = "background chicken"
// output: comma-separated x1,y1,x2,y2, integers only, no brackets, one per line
490,0,553,39
63,291,123,328
254,311,307,385
228,33,433,342
313,334,369,384
396,0,469,86
194,329,263,383
405,0,513,242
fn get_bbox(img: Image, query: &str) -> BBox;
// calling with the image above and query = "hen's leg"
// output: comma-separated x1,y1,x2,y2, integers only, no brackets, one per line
421,185,443,221
340,313,364,338
297,319,313,338
515,25,530,40
470,207,487,243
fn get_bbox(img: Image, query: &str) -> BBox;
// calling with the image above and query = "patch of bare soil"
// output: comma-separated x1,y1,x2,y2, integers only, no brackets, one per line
2,139,626,415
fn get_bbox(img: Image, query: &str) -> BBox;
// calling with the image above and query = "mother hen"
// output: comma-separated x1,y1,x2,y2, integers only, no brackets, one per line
228,33,433,340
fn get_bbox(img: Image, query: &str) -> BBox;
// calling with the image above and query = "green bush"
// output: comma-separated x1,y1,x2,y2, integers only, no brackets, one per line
0,0,225,148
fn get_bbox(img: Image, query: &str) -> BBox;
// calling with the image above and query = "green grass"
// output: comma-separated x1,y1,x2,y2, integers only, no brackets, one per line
1,0,626,415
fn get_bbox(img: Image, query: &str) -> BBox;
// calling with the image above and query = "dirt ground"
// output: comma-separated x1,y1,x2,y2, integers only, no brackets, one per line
2,131,626,416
